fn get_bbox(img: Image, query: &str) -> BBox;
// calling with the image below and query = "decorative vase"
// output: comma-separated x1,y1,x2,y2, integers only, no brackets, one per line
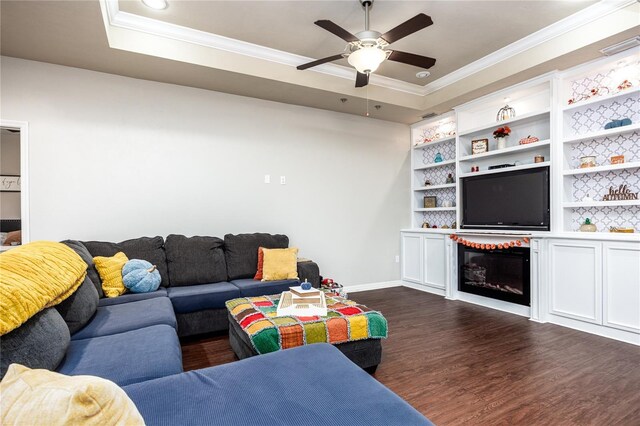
579,218,597,232
497,136,508,150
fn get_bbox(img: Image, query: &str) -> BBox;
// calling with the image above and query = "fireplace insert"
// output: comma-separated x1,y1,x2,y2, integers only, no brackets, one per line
458,244,530,306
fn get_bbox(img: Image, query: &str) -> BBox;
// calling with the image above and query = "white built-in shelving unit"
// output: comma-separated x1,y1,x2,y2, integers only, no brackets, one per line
557,48,640,234
410,111,458,229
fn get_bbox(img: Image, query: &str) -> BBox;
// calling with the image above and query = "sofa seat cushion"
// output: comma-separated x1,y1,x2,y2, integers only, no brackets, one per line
58,325,182,387
71,297,176,340
165,234,227,286
224,233,289,280
98,288,167,307
83,236,169,287
230,278,298,298
167,283,240,314
123,344,431,426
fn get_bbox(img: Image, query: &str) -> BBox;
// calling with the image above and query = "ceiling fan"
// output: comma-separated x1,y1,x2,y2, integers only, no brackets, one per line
297,0,436,88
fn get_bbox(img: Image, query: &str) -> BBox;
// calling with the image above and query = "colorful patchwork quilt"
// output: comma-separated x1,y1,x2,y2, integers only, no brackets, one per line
226,294,388,355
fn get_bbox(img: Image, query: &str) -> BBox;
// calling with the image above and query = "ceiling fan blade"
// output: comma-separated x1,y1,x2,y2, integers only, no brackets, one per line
315,20,359,43
355,72,369,88
388,50,436,69
297,54,345,70
380,13,433,44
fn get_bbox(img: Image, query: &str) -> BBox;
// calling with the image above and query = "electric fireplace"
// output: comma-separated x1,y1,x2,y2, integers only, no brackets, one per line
458,244,530,306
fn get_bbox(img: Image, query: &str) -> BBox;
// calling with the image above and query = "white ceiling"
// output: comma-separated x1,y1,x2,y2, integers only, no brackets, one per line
118,0,596,85
1,0,638,123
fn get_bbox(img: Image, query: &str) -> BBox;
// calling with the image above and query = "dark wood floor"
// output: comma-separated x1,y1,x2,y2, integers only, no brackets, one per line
181,287,640,425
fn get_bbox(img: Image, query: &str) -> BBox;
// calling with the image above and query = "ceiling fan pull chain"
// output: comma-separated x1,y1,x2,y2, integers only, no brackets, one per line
366,84,370,117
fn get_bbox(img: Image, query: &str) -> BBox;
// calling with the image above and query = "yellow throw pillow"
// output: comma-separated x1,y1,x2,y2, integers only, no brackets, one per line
0,364,144,426
261,248,299,281
93,252,129,298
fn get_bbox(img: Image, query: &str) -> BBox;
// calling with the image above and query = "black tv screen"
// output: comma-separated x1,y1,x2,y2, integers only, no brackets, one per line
462,166,550,231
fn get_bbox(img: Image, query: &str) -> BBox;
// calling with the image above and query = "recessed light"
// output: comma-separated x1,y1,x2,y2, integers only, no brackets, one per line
416,71,431,79
142,0,168,10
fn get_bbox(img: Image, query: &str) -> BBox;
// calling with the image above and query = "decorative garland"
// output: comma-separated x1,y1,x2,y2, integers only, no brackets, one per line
450,234,529,250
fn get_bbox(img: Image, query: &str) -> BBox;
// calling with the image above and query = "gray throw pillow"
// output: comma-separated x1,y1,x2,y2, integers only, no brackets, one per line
55,277,98,334
224,233,289,280
83,236,170,287
0,308,70,379
165,234,228,286
61,240,103,297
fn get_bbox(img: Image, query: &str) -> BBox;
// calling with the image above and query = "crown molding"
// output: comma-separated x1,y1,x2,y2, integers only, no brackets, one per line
103,0,426,95
102,0,634,98
421,0,637,95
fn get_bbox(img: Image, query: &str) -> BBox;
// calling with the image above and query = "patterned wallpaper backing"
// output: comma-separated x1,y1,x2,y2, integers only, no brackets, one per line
418,140,456,167
420,210,457,229
567,67,640,231
414,120,456,146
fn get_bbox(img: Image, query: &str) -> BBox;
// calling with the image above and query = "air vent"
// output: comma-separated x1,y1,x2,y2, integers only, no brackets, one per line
421,112,437,119
600,36,640,56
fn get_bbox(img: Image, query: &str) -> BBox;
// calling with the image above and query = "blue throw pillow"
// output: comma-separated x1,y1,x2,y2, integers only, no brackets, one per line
122,259,161,293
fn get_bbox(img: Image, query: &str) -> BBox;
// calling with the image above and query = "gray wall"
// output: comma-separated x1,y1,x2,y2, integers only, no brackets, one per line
0,57,411,286
0,131,21,219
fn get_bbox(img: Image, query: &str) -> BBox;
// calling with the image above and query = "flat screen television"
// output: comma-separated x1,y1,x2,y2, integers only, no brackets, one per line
461,166,550,231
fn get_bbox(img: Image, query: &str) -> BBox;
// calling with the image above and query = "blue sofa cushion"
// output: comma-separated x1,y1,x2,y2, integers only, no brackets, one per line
58,325,182,387
71,297,176,340
98,288,168,307
124,344,431,426
167,283,240,313
231,278,299,297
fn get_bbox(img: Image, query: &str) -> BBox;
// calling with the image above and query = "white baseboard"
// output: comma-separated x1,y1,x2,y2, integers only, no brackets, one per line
345,280,402,293
401,281,446,296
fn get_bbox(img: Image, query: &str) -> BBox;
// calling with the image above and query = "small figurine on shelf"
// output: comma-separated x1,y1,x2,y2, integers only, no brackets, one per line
471,165,480,172
579,218,597,232
424,178,432,186
431,225,438,229
422,221,430,229
445,173,454,184
451,221,457,229
582,193,594,202
434,152,444,163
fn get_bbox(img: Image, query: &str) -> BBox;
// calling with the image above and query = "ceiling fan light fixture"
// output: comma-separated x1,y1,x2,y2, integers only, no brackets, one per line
142,0,168,10
348,46,386,74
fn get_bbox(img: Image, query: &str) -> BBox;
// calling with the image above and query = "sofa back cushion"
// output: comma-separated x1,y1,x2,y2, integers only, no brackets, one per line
165,234,227,286
61,240,103,297
0,308,70,379
55,277,98,334
224,233,289,280
83,236,169,287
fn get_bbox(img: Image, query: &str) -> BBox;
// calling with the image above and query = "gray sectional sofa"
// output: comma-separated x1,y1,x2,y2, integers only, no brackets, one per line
0,233,432,425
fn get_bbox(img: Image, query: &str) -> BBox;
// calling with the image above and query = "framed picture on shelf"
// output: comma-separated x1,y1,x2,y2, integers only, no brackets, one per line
424,196,437,208
471,139,489,155
0,175,20,192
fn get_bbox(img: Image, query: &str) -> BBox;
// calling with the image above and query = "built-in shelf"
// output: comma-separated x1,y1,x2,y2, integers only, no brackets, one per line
459,139,550,162
562,123,640,144
413,183,456,191
414,207,457,212
413,159,456,171
564,200,640,208
413,136,456,149
563,161,640,176
458,109,551,137
459,161,550,178
562,87,640,111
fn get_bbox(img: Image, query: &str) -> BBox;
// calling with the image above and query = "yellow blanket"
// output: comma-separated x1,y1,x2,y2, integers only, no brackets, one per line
0,241,87,335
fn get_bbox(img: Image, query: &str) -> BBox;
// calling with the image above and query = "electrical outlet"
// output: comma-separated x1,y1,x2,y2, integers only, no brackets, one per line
264,175,271,184
395,255,400,263
280,176,286,185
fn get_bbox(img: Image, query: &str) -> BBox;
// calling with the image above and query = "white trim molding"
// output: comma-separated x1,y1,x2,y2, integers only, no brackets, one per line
100,0,635,98
0,120,30,244
346,280,402,293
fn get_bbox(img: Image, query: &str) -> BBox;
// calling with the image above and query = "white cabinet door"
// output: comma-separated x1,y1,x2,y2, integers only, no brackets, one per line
424,234,446,289
401,233,423,284
549,240,602,324
603,242,640,333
